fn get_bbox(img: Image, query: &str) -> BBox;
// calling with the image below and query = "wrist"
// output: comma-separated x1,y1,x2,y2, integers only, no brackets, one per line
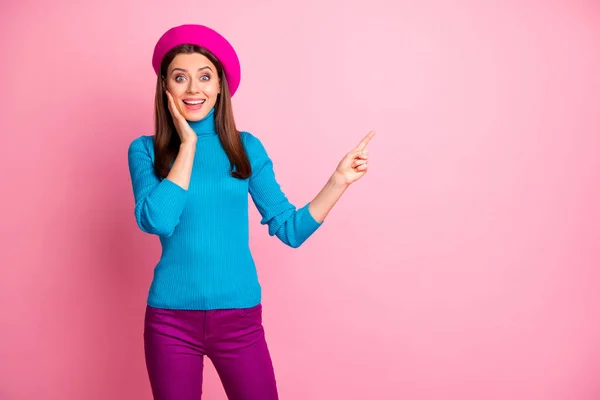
180,141,196,151
328,172,349,190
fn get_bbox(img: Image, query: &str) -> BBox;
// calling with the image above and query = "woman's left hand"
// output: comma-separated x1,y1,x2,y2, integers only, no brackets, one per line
331,131,376,186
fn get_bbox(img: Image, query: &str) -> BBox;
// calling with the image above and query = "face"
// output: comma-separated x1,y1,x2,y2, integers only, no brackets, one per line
164,53,221,121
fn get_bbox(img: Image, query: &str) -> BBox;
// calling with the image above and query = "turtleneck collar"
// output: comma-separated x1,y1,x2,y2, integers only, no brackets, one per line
187,107,217,137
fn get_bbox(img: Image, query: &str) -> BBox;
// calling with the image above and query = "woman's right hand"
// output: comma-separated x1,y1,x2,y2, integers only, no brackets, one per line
166,90,197,146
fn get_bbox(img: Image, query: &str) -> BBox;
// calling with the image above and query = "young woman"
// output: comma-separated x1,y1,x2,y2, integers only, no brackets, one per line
127,24,374,400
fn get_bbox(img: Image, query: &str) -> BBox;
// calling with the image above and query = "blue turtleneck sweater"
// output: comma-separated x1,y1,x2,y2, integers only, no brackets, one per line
127,108,322,310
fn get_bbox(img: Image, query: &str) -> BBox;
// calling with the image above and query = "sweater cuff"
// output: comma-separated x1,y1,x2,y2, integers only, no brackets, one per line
156,178,188,218
297,202,323,238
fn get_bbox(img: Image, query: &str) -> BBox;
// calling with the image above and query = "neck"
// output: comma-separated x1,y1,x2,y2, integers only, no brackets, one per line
188,108,217,137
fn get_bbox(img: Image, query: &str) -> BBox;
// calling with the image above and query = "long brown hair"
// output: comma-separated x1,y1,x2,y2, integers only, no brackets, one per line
153,44,251,179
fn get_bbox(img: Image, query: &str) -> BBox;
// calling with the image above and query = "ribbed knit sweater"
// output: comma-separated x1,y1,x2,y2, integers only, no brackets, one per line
127,108,322,310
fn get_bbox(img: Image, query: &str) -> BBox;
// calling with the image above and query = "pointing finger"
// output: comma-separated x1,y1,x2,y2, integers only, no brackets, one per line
356,131,376,151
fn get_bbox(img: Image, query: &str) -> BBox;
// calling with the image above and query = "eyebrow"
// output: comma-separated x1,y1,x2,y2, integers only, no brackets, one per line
171,66,213,74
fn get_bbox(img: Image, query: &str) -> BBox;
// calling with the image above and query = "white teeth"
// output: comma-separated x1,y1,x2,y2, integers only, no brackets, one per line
184,100,205,105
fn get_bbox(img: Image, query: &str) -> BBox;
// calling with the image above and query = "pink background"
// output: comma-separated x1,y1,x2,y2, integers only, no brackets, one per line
2,1,600,399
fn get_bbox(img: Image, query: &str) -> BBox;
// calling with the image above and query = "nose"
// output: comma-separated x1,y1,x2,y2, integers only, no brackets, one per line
188,78,200,93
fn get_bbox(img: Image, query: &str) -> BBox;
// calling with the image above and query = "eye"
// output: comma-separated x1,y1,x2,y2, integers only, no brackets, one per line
200,74,210,81
174,75,186,83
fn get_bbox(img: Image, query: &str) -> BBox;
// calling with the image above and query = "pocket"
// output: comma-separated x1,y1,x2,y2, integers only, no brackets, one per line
239,303,262,319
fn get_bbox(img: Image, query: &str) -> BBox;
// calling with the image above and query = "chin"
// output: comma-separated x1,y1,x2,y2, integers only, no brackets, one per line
184,110,208,121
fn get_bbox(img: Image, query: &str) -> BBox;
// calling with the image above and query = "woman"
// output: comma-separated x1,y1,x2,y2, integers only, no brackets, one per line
127,24,374,400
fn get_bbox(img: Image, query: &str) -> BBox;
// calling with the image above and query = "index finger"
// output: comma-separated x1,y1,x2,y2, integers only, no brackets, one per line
165,91,181,117
356,131,376,151
165,90,174,106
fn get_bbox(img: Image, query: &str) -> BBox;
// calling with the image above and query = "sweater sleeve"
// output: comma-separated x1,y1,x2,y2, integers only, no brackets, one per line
127,136,188,237
245,133,323,248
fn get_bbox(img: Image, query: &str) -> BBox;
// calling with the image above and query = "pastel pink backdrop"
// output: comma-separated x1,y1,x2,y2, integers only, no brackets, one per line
1,1,599,399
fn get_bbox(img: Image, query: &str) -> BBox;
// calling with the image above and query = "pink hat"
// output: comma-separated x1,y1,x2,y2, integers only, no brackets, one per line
152,24,241,97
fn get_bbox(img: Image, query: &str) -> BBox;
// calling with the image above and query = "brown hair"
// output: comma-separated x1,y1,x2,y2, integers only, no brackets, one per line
153,44,251,179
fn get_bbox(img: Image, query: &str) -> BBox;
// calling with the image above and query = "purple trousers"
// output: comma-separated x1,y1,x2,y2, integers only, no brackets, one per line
144,303,279,400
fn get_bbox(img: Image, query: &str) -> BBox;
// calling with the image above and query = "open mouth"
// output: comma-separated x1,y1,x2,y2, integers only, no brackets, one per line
183,99,206,105
182,99,206,111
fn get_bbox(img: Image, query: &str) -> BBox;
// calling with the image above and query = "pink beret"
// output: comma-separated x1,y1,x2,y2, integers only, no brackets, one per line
152,24,241,97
